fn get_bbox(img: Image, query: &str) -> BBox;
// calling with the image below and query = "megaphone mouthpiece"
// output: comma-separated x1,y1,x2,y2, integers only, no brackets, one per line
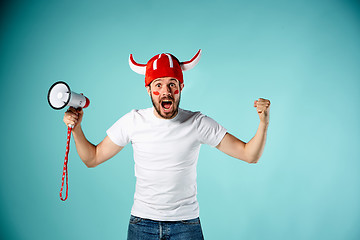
83,96,90,108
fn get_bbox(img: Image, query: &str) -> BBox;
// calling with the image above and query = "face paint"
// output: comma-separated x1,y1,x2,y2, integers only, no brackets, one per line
149,77,182,120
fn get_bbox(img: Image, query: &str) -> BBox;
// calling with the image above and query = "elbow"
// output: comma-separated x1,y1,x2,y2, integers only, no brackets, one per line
245,156,260,164
84,159,98,168
86,163,96,168
248,158,259,164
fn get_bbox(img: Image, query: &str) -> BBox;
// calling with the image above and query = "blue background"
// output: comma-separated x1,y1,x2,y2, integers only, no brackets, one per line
1,0,359,239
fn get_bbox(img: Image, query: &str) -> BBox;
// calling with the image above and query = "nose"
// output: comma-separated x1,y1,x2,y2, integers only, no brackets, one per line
162,85,171,96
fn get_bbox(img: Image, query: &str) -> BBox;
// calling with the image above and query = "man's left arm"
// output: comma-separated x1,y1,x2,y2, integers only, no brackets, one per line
216,98,270,164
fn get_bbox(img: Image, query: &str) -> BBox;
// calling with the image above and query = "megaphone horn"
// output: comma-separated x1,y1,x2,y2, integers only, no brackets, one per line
47,81,90,110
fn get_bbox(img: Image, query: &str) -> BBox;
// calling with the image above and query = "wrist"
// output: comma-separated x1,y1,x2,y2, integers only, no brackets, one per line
72,125,82,135
259,121,269,129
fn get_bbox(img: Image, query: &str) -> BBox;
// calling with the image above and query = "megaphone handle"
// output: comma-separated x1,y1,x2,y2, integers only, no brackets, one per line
60,126,72,201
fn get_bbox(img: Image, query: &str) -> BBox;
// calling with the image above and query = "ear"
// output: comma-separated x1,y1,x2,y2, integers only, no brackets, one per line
146,85,151,96
180,83,184,91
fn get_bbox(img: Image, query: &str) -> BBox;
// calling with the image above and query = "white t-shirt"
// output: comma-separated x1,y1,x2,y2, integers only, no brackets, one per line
106,107,227,221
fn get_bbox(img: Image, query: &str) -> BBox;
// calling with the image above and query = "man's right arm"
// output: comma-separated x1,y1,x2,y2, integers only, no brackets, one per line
64,107,124,168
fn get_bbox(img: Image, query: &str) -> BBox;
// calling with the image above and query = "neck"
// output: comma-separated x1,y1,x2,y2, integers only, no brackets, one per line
153,108,179,120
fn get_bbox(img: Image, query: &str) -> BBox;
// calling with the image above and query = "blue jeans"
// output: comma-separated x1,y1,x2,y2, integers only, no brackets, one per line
127,215,205,240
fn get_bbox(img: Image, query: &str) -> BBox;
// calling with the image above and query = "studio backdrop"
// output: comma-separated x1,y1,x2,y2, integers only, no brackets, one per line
0,0,359,239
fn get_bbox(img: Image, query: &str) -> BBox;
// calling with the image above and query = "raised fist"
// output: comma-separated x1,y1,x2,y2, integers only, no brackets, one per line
254,98,270,124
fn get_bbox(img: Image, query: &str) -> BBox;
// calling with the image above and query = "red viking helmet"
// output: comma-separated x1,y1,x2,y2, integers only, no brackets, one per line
129,49,202,86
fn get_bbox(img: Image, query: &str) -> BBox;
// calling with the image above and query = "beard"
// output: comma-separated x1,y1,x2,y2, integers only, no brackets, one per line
151,93,181,119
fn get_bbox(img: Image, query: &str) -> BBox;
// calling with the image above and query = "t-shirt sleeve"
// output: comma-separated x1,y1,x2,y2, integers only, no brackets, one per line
195,113,227,147
106,111,134,147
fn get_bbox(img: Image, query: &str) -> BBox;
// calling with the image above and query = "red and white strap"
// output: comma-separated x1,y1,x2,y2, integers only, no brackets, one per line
60,126,72,201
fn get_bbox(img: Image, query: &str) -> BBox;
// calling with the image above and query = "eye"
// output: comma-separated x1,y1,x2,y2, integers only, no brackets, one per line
169,83,176,87
155,83,161,88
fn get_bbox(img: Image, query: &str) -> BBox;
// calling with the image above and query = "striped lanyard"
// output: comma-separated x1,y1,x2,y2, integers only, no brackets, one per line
60,126,72,201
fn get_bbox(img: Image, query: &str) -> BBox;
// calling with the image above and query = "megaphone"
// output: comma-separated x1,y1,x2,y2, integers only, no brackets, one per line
47,81,90,202
48,81,90,110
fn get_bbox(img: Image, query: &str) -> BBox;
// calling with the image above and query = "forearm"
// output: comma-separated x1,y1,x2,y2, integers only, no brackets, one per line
244,122,269,163
72,125,97,167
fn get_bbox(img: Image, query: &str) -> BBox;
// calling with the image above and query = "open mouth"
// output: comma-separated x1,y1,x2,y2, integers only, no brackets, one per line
161,100,173,111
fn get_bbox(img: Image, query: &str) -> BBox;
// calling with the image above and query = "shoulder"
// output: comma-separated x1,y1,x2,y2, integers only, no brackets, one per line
177,109,220,129
107,108,151,133
110,108,146,127
178,108,202,119
189,110,214,124
178,108,218,122
173,108,201,125
123,108,152,119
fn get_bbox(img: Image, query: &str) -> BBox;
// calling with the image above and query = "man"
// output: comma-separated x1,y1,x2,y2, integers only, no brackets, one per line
64,50,270,239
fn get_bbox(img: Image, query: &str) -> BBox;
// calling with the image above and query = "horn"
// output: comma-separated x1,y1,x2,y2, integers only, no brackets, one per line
180,49,202,71
129,54,146,75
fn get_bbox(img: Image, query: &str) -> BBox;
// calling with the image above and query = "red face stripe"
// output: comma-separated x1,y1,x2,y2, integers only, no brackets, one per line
153,91,160,95
174,90,179,94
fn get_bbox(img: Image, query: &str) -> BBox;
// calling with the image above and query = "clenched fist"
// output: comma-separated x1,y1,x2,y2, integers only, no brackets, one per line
64,107,83,129
254,98,271,124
